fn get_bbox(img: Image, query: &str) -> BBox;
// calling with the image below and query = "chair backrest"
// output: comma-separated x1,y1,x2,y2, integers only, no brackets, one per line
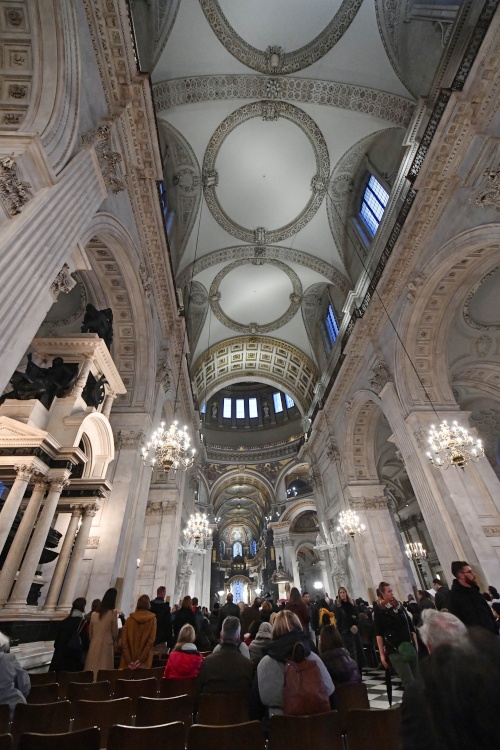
17,727,100,750
95,669,133,695
67,681,111,702
335,682,370,712
28,672,57,687
26,683,60,704
136,695,194,731
72,698,133,748
114,677,158,707
11,701,71,745
0,706,10,735
269,712,343,750
132,667,164,686
188,722,265,750
56,671,93,699
196,692,250,726
107,722,185,750
345,706,402,750
0,734,12,750
160,677,197,698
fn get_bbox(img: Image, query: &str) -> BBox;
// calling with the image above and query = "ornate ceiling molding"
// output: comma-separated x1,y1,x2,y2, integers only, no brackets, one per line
154,75,415,128
199,0,363,75
463,265,500,330
202,100,329,244
192,336,317,413
209,258,302,334
177,244,351,295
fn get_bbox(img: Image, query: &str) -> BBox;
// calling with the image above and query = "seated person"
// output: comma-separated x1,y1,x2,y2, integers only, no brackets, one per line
0,631,30,720
319,624,361,685
164,624,202,679
197,616,255,694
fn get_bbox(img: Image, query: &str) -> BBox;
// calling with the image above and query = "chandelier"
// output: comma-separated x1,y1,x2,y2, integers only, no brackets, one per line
184,512,212,547
426,420,484,469
405,542,427,561
142,420,195,473
337,509,365,539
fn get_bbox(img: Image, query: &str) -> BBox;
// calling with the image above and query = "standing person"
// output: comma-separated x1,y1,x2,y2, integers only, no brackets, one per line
216,592,240,633
336,586,364,671
432,578,450,611
84,587,119,678
195,617,217,652
242,597,262,635
191,597,204,633
50,597,88,672
374,581,418,689
286,587,310,634
119,594,157,670
260,600,273,623
173,596,197,643
0,632,30,721
149,586,173,651
209,602,220,638
164,624,203,679
319,624,361,685
448,561,496,632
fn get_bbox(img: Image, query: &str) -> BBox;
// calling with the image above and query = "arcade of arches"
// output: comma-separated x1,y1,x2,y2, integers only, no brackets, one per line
0,0,500,653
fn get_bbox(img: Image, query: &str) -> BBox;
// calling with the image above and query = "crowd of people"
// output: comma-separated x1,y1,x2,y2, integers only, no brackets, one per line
0,558,499,748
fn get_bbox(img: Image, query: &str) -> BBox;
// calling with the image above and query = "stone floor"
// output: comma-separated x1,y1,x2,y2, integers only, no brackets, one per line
363,667,403,709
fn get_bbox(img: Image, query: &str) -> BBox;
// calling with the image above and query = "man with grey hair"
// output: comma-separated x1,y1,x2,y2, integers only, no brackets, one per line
0,631,31,720
400,609,468,750
196,616,255,695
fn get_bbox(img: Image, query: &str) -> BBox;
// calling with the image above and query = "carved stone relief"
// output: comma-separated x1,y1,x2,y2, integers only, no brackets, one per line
350,497,388,510
0,1,33,129
463,266,500,330
82,121,124,194
369,361,391,394
202,100,330,244
50,264,77,301
0,155,31,216
114,429,145,450
146,501,177,516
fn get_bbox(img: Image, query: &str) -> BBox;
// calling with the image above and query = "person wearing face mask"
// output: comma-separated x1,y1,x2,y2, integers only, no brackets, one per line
448,561,496,633
374,581,418,689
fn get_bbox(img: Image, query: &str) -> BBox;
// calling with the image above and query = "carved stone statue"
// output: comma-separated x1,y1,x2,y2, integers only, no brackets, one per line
211,402,218,419
0,354,78,409
262,401,270,419
81,304,113,349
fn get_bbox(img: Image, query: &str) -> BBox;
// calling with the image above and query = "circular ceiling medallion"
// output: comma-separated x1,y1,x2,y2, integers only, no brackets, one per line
209,258,302,334
203,100,330,244
199,0,363,75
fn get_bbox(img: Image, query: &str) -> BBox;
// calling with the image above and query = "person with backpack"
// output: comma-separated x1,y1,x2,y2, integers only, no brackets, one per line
50,597,89,672
252,609,334,731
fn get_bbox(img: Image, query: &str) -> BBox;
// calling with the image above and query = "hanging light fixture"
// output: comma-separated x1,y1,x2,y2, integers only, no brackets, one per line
405,542,427,561
426,420,484,470
183,512,212,547
337,509,365,539
142,420,195,473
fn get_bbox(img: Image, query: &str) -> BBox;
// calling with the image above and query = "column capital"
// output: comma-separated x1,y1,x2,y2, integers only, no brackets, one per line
32,475,49,492
48,476,71,493
82,503,99,517
14,465,34,482
69,503,85,516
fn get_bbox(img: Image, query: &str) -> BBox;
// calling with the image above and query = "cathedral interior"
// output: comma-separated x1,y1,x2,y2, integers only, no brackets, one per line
0,0,499,656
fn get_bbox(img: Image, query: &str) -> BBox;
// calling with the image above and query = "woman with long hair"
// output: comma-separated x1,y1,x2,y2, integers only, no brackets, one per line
50,597,88,672
336,586,364,671
172,595,197,643
119,594,157,670
84,588,119,677
319,624,361,685
164,624,203,679
285,587,310,634
374,581,418,689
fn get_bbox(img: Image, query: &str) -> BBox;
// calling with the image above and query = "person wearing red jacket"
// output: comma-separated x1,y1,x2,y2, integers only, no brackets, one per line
163,623,203,679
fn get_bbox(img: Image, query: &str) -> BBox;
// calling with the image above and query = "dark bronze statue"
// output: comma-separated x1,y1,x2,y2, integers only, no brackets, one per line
81,304,113,349
82,372,107,408
0,354,78,409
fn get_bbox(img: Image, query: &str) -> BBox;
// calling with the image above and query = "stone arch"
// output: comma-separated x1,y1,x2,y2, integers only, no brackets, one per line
396,226,500,410
75,412,114,479
192,336,317,415
80,213,156,411
280,499,317,525
342,392,385,483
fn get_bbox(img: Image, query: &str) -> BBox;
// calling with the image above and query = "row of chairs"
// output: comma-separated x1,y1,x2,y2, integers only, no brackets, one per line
29,668,166,697
0,710,402,750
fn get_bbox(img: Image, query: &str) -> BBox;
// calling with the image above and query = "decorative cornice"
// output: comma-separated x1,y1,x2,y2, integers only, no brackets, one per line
483,526,500,536
154,75,415,128
177,245,350,295
463,265,500,330
199,0,363,75
202,100,329,244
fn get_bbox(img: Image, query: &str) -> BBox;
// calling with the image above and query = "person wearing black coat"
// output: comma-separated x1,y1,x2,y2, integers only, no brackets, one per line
173,596,197,643
216,593,241,633
150,588,173,648
448,561,496,632
432,579,450,611
50,597,89,672
336,587,365,671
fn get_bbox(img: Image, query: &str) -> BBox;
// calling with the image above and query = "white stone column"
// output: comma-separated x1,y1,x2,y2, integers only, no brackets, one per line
71,355,94,400
6,475,69,607
58,504,98,609
282,537,301,590
42,505,82,611
317,557,330,594
101,391,116,419
0,475,47,605
0,465,35,555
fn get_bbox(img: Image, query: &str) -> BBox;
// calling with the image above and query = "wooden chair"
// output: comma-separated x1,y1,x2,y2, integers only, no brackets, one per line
132,667,164,687
26,683,60,704
196,692,250,726
72,698,132,748
136,695,194,736
95,669,133,696
0,735,12,750
0,706,10,735
67,680,111,702
269,712,343,750
188,722,265,750
56,671,93,700
345,706,401,750
335,682,370,732
114,677,158,709
17,727,100,750
28,672,57,687
11,701,71,746
107,722,185,750
160,677,196,698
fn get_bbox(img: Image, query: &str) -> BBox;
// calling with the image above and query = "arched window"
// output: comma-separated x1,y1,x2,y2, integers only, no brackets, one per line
250,540,257,556
233,541,242,557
